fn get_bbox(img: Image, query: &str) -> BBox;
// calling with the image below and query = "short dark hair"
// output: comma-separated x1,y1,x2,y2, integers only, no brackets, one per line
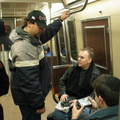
81,47,94,59
92,74,120,106
23,18,35,27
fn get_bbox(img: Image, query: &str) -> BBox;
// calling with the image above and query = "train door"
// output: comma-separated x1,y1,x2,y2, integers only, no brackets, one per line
82,17,112,74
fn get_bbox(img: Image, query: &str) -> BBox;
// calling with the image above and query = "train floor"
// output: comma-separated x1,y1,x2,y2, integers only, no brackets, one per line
0,89,56,120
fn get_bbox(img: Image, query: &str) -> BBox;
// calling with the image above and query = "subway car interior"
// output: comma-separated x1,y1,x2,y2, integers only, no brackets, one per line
0,0,120,120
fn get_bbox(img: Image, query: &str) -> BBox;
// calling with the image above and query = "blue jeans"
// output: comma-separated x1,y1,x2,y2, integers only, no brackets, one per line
19,105,41,120
53,107,91,120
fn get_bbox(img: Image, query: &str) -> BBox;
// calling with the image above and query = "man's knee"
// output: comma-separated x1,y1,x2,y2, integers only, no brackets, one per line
52,110,69,120
47,112,54,120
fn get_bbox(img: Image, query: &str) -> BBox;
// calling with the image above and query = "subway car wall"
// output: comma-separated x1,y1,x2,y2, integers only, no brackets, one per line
0,0,120,79
50,0,120,78
74,0,120,78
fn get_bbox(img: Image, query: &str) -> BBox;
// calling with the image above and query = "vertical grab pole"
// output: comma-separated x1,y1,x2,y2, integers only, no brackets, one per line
48,2,53,85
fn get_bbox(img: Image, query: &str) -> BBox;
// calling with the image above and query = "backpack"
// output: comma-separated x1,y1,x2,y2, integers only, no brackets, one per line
0,60,9,96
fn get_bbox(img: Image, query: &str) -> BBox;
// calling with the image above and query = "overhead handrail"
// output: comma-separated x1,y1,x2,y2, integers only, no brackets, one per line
61,0,88,14
51,0,88,19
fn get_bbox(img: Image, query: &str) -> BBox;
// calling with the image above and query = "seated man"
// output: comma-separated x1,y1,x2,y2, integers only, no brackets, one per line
49,47,101,120
71,74,120,120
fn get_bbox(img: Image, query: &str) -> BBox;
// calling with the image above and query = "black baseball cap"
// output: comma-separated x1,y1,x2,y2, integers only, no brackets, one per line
27,10,48,29
0,19,13,46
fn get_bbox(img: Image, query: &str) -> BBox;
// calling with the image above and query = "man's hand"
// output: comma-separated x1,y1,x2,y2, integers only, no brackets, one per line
60,10,70,21
60,94,69,101
71,100,85,119
36,107,45,114
88,96,99,110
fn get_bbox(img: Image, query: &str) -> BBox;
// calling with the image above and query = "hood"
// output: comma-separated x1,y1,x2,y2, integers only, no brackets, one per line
9,26,41,46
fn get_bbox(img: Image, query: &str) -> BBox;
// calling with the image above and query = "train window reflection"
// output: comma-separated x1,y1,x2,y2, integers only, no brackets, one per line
67,20,77,60
58,27,66,56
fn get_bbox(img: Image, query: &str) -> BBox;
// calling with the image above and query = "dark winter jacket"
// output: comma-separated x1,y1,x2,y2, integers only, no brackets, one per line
9,19,62,109
0,60,9,96
59,62,101,99
71,105,118,120
85,105,118,120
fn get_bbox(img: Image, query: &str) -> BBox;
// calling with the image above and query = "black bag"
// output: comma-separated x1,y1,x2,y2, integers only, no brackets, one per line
0,61,9,96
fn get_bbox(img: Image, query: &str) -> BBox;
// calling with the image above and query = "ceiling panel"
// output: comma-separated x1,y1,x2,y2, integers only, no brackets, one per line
0,0,61,2
0,0,62,17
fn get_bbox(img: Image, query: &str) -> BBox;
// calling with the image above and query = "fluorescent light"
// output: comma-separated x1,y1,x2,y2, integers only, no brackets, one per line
51,3,64,13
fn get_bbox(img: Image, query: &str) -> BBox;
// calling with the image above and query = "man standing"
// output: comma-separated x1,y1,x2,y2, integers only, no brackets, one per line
0,18,12,120
8,10,70,120
52,47,101,120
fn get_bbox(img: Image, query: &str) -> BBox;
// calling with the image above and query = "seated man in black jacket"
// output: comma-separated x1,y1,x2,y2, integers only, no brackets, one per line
51,47,101,120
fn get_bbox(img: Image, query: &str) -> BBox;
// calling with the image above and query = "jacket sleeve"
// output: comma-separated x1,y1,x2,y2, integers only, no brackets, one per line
59,66,74,96
40,19,62,44
0,61,9,96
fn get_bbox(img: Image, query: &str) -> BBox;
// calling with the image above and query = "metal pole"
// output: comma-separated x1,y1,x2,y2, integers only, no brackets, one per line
48,2,54,86
68,0,88,14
